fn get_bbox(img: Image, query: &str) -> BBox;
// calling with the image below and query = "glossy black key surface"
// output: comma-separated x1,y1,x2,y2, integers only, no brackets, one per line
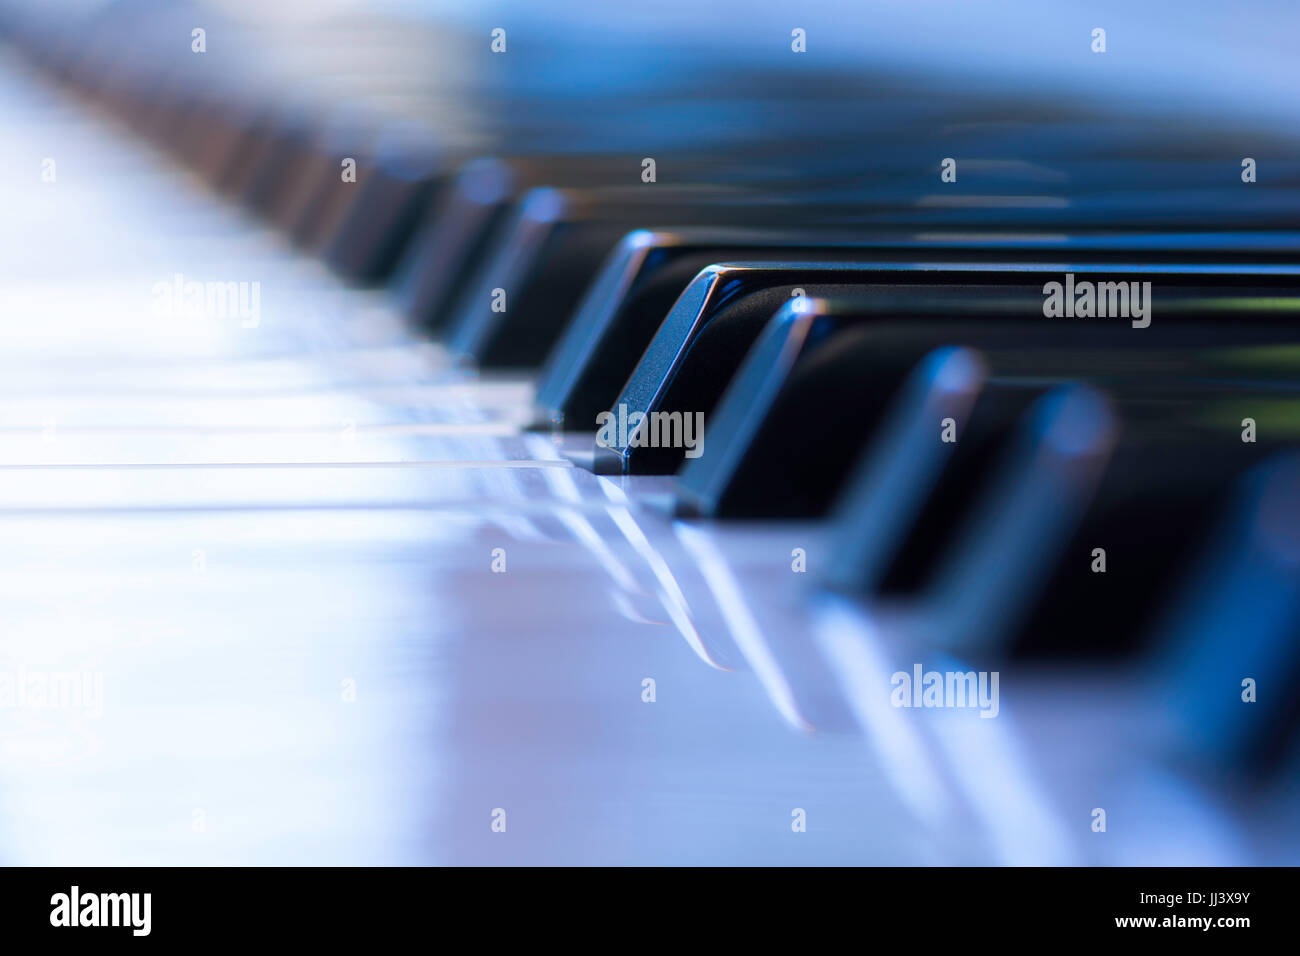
319,130,445,283
1146,453,1300,777
536,231,1300,433
670,301,1014,519
994,384,1293,660
535,230,962,431
593,260,1300,475
824,351,1298,661
391,155,857,338
440,188,635,366
393,157,518,329
439,185,1128,369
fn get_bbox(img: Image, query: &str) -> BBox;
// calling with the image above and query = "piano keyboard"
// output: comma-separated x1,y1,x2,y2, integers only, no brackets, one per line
0,0,1298,867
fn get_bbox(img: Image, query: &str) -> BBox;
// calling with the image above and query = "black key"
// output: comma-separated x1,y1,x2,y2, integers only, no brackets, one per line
215,106,292,198
588,262,1035,475
392,156,883,335
438,184,987,369
318,127,443,282
672,300,989,518
1145,453,1300,778
825,352,1298,662
593,260,1300,475
392,157,517,329
535,231,1300,434
441,188,633,366
907,384,1120,658
278,111,376,246
237,111,318,215
536,230,954,431
1001,380,1295,660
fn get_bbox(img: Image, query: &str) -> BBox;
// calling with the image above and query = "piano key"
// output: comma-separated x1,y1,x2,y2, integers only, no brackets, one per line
5,0,1300,869
536,230,1300,436
175,93,256,183
828,381,1293,663
820,345,988,592
673,300,986,519
391,157,517,330
674,287,1289,521
590,261,897,475
674,293,1299,521
1001,383,1295,659
441,188,633,366
388,153,726,335
441,185,1144,370
318,130,445,283
213,105,294,198
236,110,319,216
278,111,379,247
594,260,1300,475
915,385,1119,656
1146,453,1300,777
536,229,979,432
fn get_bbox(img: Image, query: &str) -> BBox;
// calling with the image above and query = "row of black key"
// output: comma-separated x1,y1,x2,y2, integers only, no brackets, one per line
8,7,1300,787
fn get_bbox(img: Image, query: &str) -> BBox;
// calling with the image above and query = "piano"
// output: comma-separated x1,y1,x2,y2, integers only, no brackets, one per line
0,0,1297,867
